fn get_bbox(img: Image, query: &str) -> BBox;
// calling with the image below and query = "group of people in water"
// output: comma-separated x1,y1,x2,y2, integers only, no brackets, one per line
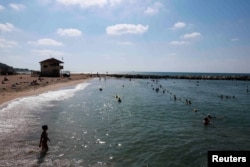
99,86,123,103
115,95,122,103
149,79,217,126
38,78,247,156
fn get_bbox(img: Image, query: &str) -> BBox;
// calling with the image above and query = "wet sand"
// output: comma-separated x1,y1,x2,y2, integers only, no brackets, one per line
0,74,91,106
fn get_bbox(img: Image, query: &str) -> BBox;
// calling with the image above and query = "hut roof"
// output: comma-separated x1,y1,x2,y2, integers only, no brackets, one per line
39,58,63,64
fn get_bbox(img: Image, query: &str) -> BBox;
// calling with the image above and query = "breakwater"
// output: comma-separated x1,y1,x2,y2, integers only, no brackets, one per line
104,73,250,80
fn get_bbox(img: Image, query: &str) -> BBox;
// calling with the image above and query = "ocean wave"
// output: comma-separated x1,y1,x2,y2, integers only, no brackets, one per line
0,82,90,113
0,82,90,136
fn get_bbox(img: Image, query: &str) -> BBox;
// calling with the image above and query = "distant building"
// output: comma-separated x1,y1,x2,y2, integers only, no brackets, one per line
39,58,64,77
0,63,15,75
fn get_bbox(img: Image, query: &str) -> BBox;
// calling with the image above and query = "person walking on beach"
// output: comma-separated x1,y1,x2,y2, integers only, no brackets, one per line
39,125,50,151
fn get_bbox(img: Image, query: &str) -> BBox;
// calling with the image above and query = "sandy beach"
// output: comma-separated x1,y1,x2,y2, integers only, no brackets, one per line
0,73,91,106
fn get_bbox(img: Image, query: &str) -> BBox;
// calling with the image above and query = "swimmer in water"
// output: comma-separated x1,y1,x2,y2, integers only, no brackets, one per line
203,117,210,125
207,114,212,119
174,95,177,101
39,125,50,151
118,97,122,103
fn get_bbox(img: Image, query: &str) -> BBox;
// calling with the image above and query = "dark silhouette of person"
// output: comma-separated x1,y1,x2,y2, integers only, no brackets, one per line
39,125,50,151
203,117,210,125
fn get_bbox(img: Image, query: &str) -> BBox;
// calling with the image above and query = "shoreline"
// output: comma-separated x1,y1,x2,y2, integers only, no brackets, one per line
1,72,249,106
0,74,92,106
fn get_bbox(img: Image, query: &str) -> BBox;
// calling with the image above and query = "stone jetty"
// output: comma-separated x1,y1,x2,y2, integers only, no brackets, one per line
103,73,250,81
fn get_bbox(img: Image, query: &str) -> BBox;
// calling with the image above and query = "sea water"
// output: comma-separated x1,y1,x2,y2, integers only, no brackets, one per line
0,76,250,167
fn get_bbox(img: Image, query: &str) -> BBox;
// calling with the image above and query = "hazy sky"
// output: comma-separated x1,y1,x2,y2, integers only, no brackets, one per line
1,0,250,73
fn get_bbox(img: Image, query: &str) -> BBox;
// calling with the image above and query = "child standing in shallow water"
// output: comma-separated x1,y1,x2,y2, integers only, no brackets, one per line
39,125,50,151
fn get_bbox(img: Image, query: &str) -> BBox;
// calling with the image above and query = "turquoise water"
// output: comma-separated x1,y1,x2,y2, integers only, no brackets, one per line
0,77,250,166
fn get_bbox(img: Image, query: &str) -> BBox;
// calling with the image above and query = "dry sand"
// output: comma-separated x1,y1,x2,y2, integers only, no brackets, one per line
0,74,91,106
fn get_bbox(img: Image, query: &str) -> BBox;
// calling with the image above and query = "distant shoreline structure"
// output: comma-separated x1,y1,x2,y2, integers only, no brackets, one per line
94,72,250,81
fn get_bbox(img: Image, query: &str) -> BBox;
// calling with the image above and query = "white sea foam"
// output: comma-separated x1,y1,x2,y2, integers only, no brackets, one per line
0,82,90,113
0,82,90,134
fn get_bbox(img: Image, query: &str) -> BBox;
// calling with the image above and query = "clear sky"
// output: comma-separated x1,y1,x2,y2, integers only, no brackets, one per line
1,0,250,73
